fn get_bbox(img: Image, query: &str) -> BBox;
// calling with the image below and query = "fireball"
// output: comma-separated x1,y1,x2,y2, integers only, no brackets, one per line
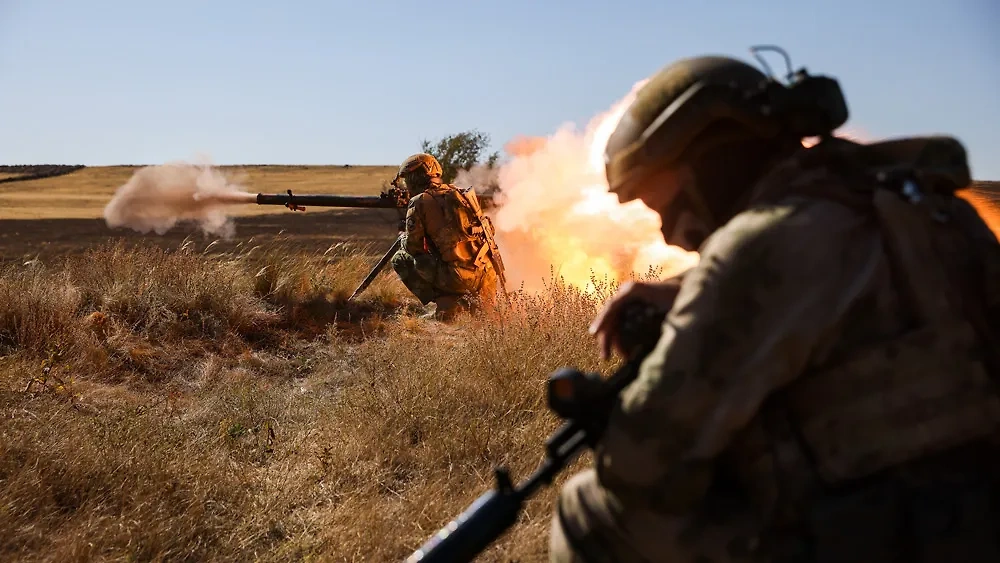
491,81,699,294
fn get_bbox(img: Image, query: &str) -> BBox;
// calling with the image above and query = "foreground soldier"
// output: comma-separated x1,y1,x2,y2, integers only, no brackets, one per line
390,153,505,321
550,54,1000,561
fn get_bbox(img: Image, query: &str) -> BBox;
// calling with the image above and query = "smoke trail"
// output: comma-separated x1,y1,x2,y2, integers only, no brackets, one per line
103,160,256,237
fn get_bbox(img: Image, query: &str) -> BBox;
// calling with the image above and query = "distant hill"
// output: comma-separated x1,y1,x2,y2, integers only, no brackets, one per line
0,164,369,184
973,181,998,193
0,164,86,183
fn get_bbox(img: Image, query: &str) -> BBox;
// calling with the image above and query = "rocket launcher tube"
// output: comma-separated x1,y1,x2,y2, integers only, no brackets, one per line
255,189,408,211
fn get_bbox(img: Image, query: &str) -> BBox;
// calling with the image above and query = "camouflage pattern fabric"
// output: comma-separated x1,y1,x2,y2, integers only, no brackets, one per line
390,249,454,305
394,182,500,310
550,160,1000,562
391,248,497,309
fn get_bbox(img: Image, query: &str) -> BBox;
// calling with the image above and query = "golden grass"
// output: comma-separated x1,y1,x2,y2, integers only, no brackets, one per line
0,165,397,220
0,239,634,562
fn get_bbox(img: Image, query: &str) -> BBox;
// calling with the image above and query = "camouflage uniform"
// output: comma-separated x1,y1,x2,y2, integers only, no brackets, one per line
389,154,504,318
551,57,1000,562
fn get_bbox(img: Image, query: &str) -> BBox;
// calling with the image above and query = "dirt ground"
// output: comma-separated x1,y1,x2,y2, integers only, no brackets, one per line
0,208,403,264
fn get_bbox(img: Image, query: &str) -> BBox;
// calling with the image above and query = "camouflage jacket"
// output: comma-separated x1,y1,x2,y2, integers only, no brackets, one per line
594,136,1000,519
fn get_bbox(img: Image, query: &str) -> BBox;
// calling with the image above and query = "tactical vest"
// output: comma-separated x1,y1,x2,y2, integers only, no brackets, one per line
420,185,496,271
727,136,1000,522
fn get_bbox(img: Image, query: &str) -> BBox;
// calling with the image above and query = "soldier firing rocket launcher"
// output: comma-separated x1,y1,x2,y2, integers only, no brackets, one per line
253,186,500,300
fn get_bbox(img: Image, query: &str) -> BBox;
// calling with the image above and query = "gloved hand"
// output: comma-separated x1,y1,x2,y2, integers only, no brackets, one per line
590,273,687,360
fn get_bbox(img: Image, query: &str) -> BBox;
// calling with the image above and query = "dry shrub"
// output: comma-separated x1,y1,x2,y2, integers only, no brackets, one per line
0,385,253,562
69,241,277,340
245,240,415,337
0,265,85,356
0,240,650,562
0,239,413,382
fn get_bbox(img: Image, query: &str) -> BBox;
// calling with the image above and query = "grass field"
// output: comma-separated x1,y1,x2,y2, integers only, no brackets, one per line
0,166,998,562
0,165,622,562
0,165,398,220
0,165,404,265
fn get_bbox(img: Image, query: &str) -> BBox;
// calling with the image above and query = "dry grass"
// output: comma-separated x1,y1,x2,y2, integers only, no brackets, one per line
0,240,636,562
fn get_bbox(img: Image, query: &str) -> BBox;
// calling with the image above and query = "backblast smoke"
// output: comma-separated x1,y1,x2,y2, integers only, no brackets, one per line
103,160,256,237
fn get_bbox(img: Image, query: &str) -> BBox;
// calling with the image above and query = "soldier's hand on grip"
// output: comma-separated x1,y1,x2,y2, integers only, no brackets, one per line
589,277,683,360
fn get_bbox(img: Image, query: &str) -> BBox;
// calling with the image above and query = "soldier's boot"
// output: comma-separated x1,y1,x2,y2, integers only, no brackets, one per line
418,303,438,320
434,295,470,322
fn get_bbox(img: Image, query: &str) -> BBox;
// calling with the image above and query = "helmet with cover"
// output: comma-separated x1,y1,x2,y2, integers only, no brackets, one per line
392,153,443,195
604,53,847,250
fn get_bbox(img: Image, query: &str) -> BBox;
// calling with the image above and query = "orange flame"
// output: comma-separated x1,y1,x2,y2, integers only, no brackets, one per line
490,80,699,294
960,187,1000,239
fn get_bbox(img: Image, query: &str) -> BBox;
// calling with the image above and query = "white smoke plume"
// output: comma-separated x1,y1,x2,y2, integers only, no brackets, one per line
103,159,257,237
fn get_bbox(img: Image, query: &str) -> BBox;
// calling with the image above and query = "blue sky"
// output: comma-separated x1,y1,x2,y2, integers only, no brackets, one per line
2,0,998,179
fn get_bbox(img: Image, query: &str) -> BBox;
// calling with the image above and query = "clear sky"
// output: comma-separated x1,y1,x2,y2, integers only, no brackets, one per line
2,0,998,179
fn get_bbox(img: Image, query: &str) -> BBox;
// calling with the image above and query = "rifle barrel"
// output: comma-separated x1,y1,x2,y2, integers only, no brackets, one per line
349,235,403,301
256,193,402,208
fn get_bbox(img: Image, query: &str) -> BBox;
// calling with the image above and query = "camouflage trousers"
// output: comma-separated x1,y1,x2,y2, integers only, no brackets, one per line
551,450,1000,563
390,249,499,311
550,468,768,563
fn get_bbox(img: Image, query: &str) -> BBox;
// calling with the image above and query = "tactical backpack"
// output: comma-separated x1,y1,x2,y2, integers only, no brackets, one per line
731,136,1000,524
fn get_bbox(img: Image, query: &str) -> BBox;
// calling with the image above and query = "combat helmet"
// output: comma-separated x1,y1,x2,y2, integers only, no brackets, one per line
604,49,848,236
392,153,443,193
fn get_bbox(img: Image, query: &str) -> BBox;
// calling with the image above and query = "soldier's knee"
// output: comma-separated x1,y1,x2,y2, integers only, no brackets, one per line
391,251,416,278
549,470,602,563
390,250,410,268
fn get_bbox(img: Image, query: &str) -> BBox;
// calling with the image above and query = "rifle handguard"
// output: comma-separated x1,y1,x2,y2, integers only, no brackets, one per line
404,469,522,563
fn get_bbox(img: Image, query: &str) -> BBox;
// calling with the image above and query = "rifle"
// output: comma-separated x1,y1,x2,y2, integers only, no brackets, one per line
349,234,403,301
480,215,507,292
404,304,667,562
